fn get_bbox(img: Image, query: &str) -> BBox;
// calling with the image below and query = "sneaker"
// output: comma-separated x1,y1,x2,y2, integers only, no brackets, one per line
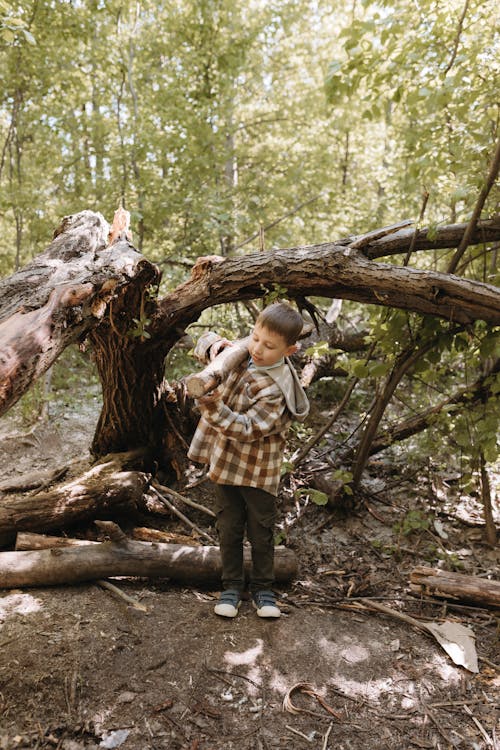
214,589,242,618
252,590,280,618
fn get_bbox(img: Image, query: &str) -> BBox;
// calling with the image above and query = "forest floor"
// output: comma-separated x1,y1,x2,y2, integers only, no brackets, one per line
0,375,498,750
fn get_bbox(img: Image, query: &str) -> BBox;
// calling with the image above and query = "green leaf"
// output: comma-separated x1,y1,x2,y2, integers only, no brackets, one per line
352,361,370,378
308,489,329,506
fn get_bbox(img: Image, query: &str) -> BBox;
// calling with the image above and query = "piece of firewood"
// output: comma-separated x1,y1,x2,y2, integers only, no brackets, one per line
410,566,500,609
185,337,249,397
1,522,297,588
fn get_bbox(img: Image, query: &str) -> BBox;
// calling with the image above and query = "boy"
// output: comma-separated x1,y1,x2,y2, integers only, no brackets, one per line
188,302,309,618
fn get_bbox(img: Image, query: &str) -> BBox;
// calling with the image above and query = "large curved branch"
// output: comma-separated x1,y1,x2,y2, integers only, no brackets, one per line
157,241,500,333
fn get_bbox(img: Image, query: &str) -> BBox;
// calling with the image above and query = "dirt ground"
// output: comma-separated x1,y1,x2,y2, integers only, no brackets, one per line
0,384,498,750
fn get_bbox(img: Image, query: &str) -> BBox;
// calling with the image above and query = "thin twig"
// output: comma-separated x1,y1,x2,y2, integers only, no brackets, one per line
322,722,334,750
447,134,500,274
233,193,324,251
443,0,470,76
152,480,216,518
290,376,359,469
149,486,216,543
404,189,429,267
463,704,494,747
285,726,314,743
96,579,148,612
423,703,456,746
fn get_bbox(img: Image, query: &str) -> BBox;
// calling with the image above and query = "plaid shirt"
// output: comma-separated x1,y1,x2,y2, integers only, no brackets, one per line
188,335,309,496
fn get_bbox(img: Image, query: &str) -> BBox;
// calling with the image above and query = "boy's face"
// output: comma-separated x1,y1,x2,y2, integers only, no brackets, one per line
248,323,298,368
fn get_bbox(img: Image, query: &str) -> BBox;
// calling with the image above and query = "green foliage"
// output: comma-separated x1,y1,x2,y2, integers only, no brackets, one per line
304,340,334,359
294,487,329,506
129,315,152,341
331,468,354,495
260,284,289,307
393,509,431,537
325,0,499,227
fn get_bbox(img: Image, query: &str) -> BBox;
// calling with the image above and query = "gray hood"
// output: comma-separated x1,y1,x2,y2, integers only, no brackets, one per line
261,358,310,422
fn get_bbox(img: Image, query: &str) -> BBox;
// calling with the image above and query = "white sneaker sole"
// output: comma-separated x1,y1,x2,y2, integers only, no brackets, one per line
253,602,280,618
214,602,240,618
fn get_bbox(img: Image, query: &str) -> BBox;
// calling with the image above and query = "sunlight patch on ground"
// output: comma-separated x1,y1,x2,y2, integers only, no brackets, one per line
268,669,290,695
224,638,263,666
0,591,42,623
330,675,397,702
429,653,463,683
338,643,371,664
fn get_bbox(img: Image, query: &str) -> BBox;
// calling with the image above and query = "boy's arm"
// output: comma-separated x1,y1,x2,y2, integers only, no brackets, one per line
196,387,289,442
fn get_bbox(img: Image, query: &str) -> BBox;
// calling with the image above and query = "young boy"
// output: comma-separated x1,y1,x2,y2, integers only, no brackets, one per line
188,302,309,618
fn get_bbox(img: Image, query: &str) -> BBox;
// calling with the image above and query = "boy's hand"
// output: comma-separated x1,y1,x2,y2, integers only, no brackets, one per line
209,338,232,360
196,386,222,405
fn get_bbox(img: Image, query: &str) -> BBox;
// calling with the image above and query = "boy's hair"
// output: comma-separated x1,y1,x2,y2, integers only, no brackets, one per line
256,302,303,345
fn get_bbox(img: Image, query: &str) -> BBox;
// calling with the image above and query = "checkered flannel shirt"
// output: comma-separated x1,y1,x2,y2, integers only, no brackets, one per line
188,341,300,496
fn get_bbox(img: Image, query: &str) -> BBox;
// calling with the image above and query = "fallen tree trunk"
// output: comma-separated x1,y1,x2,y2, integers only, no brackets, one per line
158,232,500,338
0,454,151,547
410,566,500,609
1,522,297,588
361,218,500,259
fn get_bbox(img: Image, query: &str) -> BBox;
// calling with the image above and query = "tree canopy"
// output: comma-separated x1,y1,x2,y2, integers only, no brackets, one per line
1,0,498,273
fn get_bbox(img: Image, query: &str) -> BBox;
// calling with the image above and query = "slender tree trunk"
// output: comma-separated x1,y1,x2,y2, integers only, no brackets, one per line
480,453,497,546
351,337,437,489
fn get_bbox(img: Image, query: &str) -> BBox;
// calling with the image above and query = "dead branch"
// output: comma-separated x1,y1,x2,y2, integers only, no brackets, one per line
410,566,500,609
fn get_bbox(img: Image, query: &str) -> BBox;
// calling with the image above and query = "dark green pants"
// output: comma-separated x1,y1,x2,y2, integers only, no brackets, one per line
214,484,277,593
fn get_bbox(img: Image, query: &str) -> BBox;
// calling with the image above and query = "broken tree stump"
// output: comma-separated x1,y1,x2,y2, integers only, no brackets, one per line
1,522,297,588
410,566,500,609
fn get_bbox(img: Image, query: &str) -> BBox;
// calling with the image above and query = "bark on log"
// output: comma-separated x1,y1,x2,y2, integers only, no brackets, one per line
410,566,500,609
14,529,201,549
0,455,151,547
15,532,98,549
0,529,297,588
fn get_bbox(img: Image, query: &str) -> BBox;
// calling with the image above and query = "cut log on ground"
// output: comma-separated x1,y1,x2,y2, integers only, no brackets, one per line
0,523,297,588
410,566,500,609
0,454,151,547
15,532,99,549
15,528,202,549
